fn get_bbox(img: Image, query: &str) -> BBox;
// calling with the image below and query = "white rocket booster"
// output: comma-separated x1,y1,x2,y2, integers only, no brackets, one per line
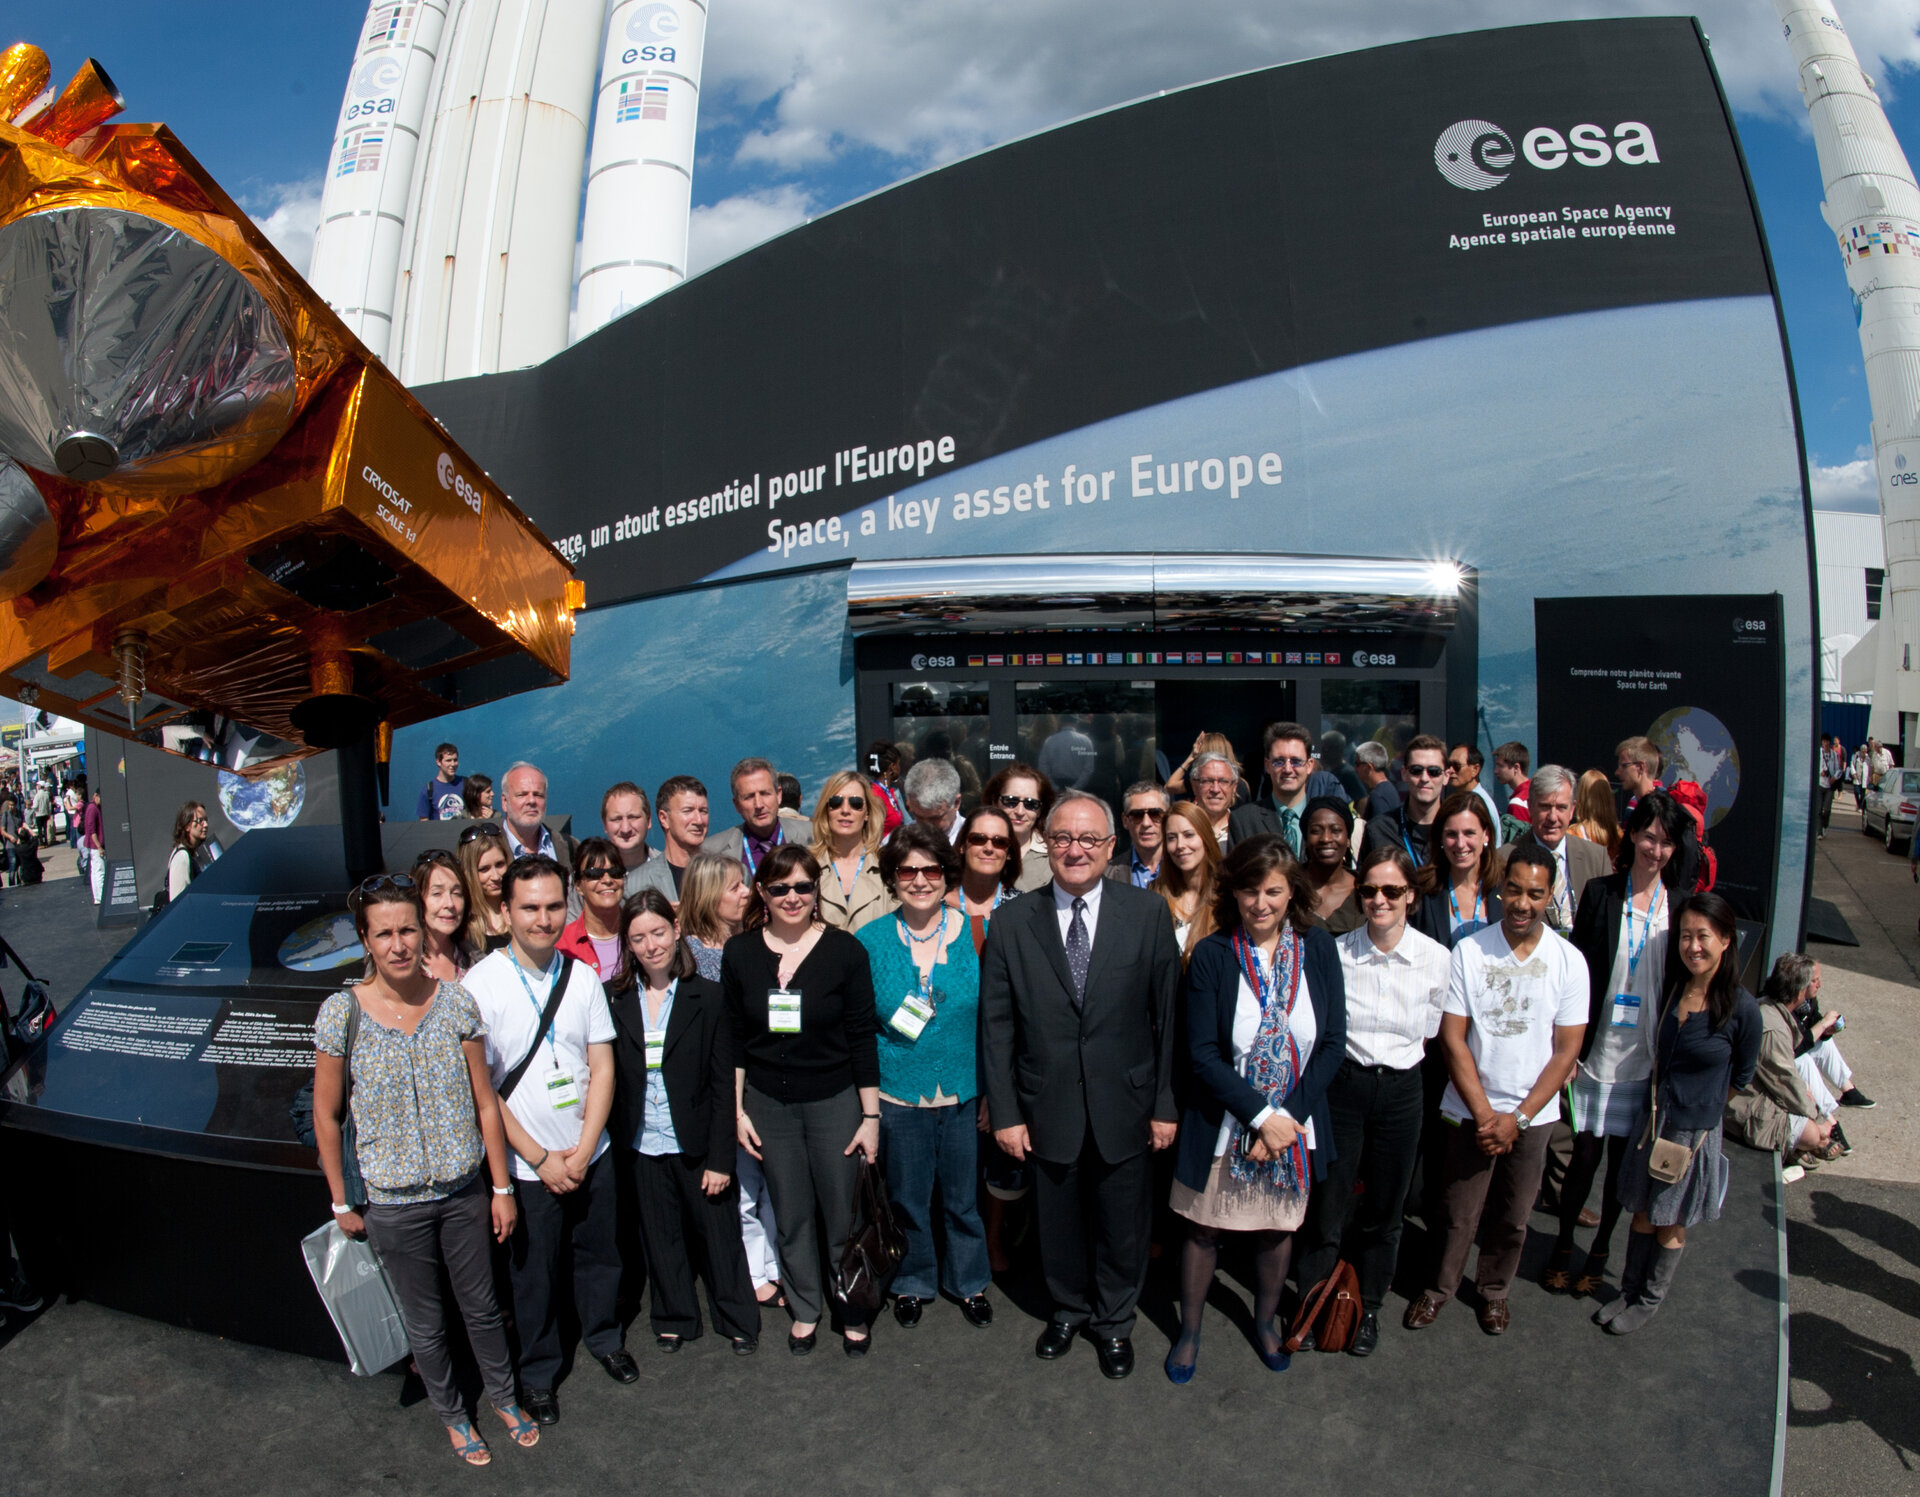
1777,0,1920,741
307,0,451,358
389,0,601,384
574,0,708,338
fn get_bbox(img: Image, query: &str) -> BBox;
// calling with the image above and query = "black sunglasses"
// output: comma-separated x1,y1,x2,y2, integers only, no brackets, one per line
348,872,417,911
764,880,817,898
458,821,504,845
579,864,623,883
826,795,866,811
998,794,1042,812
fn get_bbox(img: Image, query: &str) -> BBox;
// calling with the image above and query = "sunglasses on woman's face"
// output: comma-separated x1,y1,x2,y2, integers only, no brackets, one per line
458,822,503,845
998,794,1042,812
579,865,623,883
966,833,1011,850
896,864,945,884
825,795,866,811
1358,883,1411,901
764,880,816,898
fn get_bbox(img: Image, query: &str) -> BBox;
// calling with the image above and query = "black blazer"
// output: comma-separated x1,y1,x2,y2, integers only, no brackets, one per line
1412,882,1504,949
1174,926,1347,1191
978,880,1181,1167
1568,871,1674,1064
607,974,735,1167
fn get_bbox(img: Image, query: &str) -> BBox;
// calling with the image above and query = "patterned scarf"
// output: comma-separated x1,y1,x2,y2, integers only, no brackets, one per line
1228,926,1310,1192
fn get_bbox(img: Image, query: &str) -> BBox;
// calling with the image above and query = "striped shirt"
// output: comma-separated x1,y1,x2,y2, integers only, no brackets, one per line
1336,922,1450,1071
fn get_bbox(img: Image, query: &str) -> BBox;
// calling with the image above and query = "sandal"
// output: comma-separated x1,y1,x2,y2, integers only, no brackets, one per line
493,1404,540,1449
756,1281,786,1310
1570,1252,1609,1299
1541,1245,1575,1294
448,1421,491,1467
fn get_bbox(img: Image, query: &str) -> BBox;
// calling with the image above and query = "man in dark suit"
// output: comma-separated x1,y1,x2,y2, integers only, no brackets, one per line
979,789,1182,1379
1227,721,1348,855
1499,765,1609,934
698,757,813,871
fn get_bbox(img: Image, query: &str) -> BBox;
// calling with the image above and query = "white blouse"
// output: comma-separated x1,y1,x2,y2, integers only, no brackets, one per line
1213,959,1318,1156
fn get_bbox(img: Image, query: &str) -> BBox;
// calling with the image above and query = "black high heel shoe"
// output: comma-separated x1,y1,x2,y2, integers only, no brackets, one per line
788,1327,816,1356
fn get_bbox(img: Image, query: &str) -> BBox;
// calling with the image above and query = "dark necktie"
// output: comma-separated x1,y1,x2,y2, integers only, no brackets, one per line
1066,896,1091,1011
1276,805,1300,857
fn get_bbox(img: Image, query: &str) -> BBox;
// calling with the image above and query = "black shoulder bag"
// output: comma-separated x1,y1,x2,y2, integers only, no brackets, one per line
498,955,577,1102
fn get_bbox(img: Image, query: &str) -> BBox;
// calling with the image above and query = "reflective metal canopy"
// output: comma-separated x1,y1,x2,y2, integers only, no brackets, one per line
846,553,1465,633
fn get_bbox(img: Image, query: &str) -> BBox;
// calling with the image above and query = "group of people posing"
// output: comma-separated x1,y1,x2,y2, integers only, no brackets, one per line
314,728,1858,1466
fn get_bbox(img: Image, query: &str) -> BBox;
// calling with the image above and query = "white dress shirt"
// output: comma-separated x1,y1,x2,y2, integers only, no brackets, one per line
1212,955,1316,1150
1052,877,1104,947
1337,922,1450,1070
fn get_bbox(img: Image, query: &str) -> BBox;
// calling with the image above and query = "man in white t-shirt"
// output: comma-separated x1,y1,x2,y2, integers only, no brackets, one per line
464,853,630,1424
1404,841,1587,1337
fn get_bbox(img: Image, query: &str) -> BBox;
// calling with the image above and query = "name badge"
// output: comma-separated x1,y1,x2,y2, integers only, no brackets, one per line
1610,992,1641,1029
889,992,935,1042
644,1030,665,1070
768,987,802,1034
546,1072,581,1110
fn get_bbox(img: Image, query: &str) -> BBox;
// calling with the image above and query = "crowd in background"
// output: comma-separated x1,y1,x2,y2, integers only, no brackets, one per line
279,720,1873,1465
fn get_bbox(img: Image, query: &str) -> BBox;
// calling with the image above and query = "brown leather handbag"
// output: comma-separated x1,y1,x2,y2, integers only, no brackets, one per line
1286,1259,1361,1353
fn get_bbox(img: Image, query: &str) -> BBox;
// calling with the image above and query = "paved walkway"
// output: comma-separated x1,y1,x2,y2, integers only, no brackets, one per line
1787,799,1920,1491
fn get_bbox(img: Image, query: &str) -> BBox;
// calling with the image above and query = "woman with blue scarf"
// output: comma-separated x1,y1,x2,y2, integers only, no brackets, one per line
1166,833,1347,1382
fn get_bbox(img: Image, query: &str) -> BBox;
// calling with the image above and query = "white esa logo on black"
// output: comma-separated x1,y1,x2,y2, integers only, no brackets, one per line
1434,118,1658,191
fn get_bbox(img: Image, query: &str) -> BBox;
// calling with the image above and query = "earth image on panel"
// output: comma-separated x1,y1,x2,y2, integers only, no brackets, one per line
1648,706,1740,828
217,762,306,831
278,912,365,972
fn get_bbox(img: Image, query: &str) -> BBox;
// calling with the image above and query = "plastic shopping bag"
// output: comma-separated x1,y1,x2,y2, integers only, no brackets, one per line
301,1221,409,1376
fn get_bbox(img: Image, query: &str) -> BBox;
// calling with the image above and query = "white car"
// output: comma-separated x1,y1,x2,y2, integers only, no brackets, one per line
1862,768,1920,851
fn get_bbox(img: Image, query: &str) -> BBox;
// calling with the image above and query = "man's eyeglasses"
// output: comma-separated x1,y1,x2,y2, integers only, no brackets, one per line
458,822,503,845
998,794,1042,812
1124,807,1167,823
965,833,1011,850
763,880,816,898
1193,775,1235,789
1267,756,1309,770
1406,765,1448,779
896,864,945,885
1358,882,1411,901
825,795,866,811
1045,832,1114,852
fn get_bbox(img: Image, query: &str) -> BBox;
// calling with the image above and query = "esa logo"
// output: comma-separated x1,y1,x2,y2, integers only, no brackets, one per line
910,654,956,672
1351,650,1397,669
436,452,482,515
1732,617,1768,634
1434,118,1659,190
621,1,679,62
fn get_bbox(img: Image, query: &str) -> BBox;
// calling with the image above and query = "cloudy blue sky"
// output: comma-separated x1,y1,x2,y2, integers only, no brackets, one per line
30,0,1920,511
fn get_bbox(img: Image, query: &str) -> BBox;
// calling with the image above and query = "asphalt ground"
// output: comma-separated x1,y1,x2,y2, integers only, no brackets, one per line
1785,797,1920,1491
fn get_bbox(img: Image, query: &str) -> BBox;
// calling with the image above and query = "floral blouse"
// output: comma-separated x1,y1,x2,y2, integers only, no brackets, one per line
315,982,487,1205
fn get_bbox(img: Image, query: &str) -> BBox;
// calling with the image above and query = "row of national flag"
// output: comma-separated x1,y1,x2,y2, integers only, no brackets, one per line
957,650,1345,668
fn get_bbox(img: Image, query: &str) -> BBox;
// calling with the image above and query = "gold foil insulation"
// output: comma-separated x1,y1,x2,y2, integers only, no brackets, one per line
0,46,577,768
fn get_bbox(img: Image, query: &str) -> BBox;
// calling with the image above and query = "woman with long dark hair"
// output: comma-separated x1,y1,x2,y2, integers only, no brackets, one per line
1546,791,1689,1298
1597,890,1760,1335
166,801,211,902
1412,791,1501,948
1165,834,1346,1381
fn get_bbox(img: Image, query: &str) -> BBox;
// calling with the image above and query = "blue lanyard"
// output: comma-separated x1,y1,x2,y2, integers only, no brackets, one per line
834,850,866,900
511,951,563,1060
902,908,950,1006
1448,881,1483,926
1623,875,1663,985
742,822,784,878
1400,821,1421,867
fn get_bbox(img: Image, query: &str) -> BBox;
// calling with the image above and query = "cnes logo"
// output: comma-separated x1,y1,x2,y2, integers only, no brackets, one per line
1434,118,1659,191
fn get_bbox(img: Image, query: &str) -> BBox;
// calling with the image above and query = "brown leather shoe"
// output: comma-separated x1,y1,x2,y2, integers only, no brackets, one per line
1403,1292,1445,1330
1478,1299,1511,1335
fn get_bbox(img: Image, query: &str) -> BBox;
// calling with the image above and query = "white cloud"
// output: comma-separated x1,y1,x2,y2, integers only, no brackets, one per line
687,185,814,276
704,1,1920,174
1810,454,1880,511
246,177,325,278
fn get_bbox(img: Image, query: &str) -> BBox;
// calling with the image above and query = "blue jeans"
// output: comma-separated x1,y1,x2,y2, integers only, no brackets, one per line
880,1098,990,1301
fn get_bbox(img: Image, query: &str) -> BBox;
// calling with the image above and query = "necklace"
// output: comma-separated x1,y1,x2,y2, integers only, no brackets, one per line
903,907,950,949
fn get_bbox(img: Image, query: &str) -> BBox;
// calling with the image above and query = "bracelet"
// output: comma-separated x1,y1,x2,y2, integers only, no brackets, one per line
492,1184,514,1196
330,1202,354,1215
862,1113,880,1120
534,1149,550,1170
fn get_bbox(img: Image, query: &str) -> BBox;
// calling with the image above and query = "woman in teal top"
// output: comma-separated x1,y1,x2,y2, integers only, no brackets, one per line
857,822,994,1332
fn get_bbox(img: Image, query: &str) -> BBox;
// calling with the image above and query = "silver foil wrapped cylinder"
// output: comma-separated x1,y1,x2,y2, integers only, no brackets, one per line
0,456,55,600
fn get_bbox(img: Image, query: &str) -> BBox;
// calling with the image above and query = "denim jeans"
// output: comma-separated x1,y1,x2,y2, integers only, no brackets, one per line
880,1099,989,1301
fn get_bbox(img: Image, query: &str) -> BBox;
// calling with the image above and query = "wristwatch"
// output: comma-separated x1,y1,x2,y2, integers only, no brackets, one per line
1513,1109,1532,1133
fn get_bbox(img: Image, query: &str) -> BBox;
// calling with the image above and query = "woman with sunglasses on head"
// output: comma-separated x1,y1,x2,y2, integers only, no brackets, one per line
809,771,893,934
721,845,881,1357
607,889,760,1356
1293,846,1448,1358
1597,891,1760,1335
459,824,513,952
312,875,537,1467
411,850,478,982
1166,834,1347,1382
679,853,784,1311
1301,796,1362,934
1153,801,1222,962
557,837,629,982
857,823,993,1332
981,763,1056,892
1412,792,1502,949
1546,790,1690,1299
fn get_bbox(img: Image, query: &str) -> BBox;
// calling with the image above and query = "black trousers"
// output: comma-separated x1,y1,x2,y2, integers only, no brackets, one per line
1032,1138,1153,1339
1295,1060,1425,1311
630,1149,760,1343
508,1151,622,1389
